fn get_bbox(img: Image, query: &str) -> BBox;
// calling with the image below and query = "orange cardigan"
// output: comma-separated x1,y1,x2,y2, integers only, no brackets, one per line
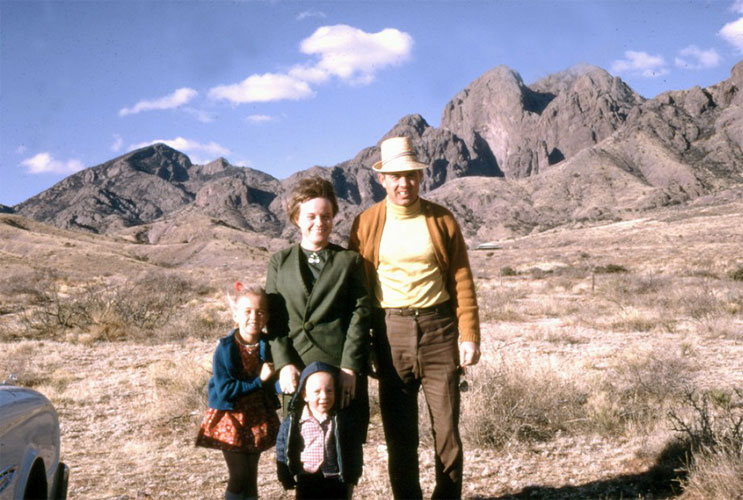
349,199,480,344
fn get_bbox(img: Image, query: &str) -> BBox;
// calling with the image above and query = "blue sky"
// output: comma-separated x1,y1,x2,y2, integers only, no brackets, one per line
2,0,742,206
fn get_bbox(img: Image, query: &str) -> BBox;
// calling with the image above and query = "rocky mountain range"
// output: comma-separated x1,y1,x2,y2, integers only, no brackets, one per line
11,61,743,245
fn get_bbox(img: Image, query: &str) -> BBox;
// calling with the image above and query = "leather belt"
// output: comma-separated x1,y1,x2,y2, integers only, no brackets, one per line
383,303,450,317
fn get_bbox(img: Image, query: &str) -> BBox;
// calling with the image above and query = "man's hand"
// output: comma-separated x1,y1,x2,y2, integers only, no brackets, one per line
339,368,356,409
279,364,301,394
459,341,481,367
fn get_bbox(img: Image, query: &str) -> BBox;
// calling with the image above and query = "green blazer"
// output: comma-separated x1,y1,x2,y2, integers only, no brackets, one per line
266,243,371,374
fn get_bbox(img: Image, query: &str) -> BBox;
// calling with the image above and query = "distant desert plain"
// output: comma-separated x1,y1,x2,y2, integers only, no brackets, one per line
2,185,742,499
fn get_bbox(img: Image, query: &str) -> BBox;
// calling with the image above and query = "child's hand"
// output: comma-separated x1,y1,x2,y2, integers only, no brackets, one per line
260,362,274,382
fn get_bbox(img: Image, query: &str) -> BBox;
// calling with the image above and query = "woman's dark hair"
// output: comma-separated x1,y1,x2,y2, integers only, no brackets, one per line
286,176,339,225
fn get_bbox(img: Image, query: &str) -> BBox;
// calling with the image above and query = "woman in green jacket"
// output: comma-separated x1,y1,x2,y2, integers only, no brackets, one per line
265,177,371,484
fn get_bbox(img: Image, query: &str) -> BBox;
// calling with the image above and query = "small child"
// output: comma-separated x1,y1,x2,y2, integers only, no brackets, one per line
196,282,280,500
276,362,358,500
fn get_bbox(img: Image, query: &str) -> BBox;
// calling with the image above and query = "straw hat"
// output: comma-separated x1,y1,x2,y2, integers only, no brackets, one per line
372,136,428,173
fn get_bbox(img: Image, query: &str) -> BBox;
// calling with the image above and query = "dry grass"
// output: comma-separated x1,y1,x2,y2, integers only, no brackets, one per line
669,389,743,500
2,199,743,498
1,270,229,343
461,358,589,447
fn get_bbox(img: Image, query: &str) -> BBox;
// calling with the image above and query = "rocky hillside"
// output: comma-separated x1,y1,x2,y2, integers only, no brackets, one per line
14,146,282,237
13,62,743,243
441,64,644,178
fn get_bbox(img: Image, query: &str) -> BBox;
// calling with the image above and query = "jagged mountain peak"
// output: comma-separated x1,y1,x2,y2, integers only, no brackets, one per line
12,62,743,244
730,60,743,86
478,65,525,86
381,114,432,141
114,143,192,182
531,63,631,95
198,157,231,176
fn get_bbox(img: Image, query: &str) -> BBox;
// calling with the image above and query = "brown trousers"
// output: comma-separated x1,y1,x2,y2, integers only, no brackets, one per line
374,307,463,500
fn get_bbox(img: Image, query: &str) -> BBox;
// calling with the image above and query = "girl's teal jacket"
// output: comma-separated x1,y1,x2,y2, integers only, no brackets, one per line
206,330,277,410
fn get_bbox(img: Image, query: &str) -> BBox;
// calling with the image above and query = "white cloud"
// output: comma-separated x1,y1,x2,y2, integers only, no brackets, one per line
119,87,198,116
232,159,254,168
208,73,314,103
21,152,85,175
111,134,123,152
720,17,743,52
246,114,275,123
674,45,722,69
611,50,669,78
130,137,231,160
297,9,326,21
298,25,413,85
288,64,332,84
732,0,743,14
208,25,414,104
183,107,216,123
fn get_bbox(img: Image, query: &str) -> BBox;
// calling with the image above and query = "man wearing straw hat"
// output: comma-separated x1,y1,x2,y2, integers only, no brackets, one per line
349,136,481,499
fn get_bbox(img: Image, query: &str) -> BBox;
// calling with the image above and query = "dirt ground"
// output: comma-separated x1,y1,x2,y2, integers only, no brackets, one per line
11,314,739,499
2,197,742,499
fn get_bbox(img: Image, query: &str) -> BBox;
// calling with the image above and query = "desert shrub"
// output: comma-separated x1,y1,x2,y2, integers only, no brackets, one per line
598,274,670,305
144,356,211,432
14,271,203,342
500,266,518,277
527,267,551,279
460,360,589,448
477,285,527,323
594,263,629,274
729,265,743,282
677,284,725,320
669,389,743,499
0,342,70,394
609,307,675,332
669,388,743,454
590,349,697,435
158,306,233,342
113,274,192,330
16,273,92,338
679,444,743,499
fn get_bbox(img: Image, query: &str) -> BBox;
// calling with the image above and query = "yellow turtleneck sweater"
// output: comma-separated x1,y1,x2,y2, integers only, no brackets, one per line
376,198,450,308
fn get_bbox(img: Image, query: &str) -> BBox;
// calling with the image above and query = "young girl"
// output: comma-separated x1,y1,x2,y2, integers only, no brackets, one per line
196,283,280,500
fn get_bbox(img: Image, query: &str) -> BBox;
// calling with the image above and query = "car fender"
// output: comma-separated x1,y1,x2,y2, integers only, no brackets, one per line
0,386,64,500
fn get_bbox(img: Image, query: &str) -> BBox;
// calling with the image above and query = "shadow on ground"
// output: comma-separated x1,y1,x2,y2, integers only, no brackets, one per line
474,439,690,500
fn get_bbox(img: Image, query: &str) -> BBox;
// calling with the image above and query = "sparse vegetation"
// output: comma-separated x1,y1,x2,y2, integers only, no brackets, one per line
461,359,589,448
594,263,629,274
669,389,743,499
729,264,743,282
146,356,211,431
500,265,518,276
2,194,743,498
2,270,227,342
459,345,698,450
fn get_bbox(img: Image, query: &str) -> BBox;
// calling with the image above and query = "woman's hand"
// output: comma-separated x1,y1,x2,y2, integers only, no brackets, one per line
279,364,301,394
259,362,274,382
339,368,356,409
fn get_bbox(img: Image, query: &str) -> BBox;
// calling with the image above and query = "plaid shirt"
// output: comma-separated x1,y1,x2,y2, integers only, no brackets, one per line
299,406,339,476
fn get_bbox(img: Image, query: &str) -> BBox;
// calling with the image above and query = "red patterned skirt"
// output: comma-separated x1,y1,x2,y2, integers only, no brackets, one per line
195,342,280,453
195,391,280,452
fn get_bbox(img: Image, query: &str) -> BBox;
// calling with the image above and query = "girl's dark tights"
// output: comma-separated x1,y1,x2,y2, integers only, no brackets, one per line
222,450,260,497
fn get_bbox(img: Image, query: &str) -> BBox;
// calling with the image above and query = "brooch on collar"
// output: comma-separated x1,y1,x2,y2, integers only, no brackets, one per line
308,252,320,265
